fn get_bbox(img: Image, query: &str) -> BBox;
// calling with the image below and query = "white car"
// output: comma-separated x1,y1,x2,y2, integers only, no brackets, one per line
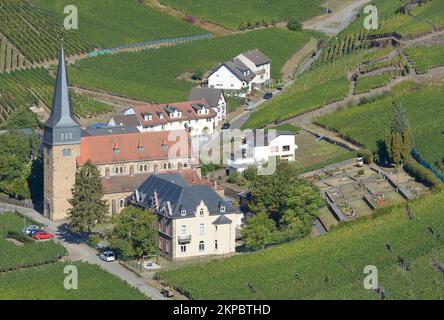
22,225,40,235
99,251,116,262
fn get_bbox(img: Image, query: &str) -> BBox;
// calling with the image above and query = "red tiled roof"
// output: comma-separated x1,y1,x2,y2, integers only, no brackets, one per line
132,100,216,126
77,130,192,166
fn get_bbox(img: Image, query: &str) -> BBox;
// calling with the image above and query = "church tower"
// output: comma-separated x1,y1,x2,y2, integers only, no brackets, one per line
43,41,81,221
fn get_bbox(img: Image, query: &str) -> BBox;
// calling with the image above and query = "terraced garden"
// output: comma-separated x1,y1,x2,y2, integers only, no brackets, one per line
315,81,444,167
242,47,392,129
0,0,93,64
158,191,444,299
69,28,323,103
33,0,207,49
405,45,444,74
355,72,393,94
159,0,324,31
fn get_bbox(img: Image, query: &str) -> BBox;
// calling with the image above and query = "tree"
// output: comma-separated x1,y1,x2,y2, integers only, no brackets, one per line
287,18,302,31
193,67,205,81
68,161,108,234
108,206,158,262
241,212,277,250
386,103,412,166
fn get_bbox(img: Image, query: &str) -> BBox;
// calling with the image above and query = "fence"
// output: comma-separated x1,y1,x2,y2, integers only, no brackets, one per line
411,148,444,183
88,34,212,57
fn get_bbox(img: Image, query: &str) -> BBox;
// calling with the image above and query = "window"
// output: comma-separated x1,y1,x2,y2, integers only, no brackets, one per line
220,206,226,213
283,145,290,152
168,162,172,169
139,165,144,172
199,223,205,235
163,163,167,170
199,241,205,252
62,148,71,157
144,164,148,171
180,245,187,253
119,199,124,208
181,225,187,235
215,240,218,250
215,225,218,231
183,162,188,168
181,209,187,216
199,208,204,216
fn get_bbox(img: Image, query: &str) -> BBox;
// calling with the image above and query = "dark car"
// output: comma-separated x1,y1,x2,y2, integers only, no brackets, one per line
222,122,231,130
263,92,273,100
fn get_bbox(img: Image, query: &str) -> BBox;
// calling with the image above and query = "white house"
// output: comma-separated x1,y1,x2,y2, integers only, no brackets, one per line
188,88,227,125
132,172,243,260
227,130,298,173
108,100,217,137
207,49,271,93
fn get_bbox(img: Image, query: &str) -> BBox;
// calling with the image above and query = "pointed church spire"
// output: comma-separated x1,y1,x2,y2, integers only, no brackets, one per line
43,40,81,146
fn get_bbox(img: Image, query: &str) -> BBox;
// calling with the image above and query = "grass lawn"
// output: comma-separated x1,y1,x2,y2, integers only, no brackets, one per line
160,0,324,30
157,191,444,299
69,28,323,103
0,262,148,300
315,81,444,166
33,0,206,48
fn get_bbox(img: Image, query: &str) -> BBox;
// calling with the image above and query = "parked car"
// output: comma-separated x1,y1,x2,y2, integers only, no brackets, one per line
161,287,175,298
263,92,273,100
22,225,40,235
100,251,116,262
32,230,55,240
222,122,231,130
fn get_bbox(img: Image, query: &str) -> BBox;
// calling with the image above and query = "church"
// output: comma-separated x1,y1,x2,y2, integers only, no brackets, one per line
42,43,195,221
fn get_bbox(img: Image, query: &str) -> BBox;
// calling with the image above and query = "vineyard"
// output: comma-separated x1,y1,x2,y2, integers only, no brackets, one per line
0,0,94,65
0,212,67,273
158,191,444,299
0,262,148,300
242,47,393,129
159,0,324,31
315,81,444,169
68,28,322,103
404,45,444,74
355,72,393,95
33,0,207,49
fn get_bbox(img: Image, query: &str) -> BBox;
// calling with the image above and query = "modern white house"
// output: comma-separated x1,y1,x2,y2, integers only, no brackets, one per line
207,49,271,94
226,130,298,173
108,100,217,137
188,88,227,125
132,172,243,260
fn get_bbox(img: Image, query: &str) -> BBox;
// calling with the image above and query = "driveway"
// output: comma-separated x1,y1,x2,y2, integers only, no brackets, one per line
0,203,167,300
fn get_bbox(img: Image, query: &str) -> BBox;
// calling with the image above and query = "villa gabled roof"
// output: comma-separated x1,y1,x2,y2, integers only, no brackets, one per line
240,49,271,66
188,88,224,107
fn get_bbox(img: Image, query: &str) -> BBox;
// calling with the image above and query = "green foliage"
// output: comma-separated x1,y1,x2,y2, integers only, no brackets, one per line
0,212,67,272
227,172,240,184
0,262,147,299
108,207,158,261
357,149,374,164
405,45,444,74
386,103,412,166
200,162,223,177
159,0,323,30
0,0,94,63
241,212,277,250
355,73,392,94
404,158,444,190
243,47,392,129
315,82,444,169
158,192,444,299
69,28,322,103
68,162,108,234
287,18,302,31
33,0,206,48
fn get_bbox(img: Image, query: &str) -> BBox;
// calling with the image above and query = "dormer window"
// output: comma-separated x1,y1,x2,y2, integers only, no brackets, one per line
199,208,204,216
220,206,226,213
137,145,144,152
181,209,187,216
158,113,164,119
143,113,152,121
113,146,120,154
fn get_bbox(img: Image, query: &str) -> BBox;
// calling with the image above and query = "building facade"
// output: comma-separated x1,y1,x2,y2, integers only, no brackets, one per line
132,173,242,260
188,88,227,125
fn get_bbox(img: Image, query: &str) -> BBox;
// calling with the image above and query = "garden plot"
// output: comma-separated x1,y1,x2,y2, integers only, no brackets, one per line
306,162,429,221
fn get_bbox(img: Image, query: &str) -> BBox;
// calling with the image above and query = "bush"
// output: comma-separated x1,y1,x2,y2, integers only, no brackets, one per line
184,15,197,24
88,234,101,247
227,172,240,184
6,230,35,244
358,149,374,164
404,157,444,190
287,18,302,31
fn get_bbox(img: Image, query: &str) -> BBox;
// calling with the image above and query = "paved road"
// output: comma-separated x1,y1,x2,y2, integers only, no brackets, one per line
0,203,166,300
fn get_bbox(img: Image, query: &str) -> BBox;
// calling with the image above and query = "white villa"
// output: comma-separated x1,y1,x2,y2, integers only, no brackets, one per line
207,49,271,93
227,130,298,173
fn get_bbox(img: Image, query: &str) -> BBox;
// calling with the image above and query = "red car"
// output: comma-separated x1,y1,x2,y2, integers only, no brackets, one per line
32,230,55,240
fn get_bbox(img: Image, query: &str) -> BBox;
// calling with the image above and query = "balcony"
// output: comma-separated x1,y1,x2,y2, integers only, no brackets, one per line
178,234,191,244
